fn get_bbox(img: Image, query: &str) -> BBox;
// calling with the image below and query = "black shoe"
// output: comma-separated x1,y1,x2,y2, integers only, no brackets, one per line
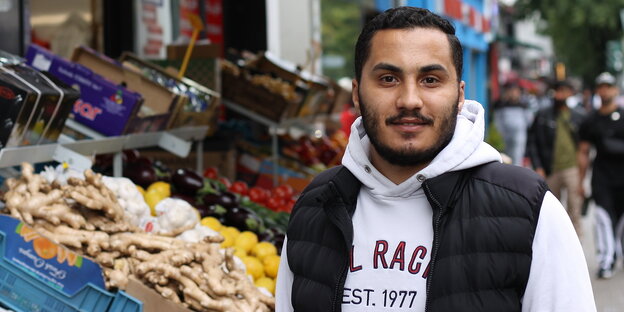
598,268,614,279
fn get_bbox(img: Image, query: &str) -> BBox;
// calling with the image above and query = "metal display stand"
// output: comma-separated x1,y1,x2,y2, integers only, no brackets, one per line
221,99,330,187
0,119,209,177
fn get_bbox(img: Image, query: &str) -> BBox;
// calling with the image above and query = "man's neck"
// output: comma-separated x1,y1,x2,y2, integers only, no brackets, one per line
599,102,618,115
369,149,428,185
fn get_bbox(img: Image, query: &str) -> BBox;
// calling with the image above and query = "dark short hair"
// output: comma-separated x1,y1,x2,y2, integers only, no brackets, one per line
354,7,463,83
553,80,574,92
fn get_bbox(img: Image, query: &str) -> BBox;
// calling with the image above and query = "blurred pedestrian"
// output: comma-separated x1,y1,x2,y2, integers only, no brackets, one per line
493,81,531,166
527,80,585,237
578,72,624,279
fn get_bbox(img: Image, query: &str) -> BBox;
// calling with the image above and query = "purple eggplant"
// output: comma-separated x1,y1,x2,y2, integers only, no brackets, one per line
225,206,263,232
123,163,157,188
217,192,238,209
171,168,204,196
170,193,197,207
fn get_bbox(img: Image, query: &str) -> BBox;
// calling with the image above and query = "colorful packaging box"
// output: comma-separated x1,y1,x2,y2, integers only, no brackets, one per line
25,44,143,137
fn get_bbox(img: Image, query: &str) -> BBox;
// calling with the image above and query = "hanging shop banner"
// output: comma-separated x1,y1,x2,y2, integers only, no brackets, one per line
179,0,223,44
204,0,223,44
134,0,173,59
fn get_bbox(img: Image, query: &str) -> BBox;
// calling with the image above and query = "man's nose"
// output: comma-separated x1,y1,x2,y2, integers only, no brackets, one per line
397,83,424,110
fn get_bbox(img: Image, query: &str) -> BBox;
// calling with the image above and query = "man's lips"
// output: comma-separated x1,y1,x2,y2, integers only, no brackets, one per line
389,117,430,126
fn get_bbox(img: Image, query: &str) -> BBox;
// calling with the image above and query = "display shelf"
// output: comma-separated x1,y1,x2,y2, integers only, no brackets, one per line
222,99,331,186
0,122,209,177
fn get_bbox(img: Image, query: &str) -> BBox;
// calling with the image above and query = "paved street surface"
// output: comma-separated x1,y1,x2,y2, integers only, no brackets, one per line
581,205,624,312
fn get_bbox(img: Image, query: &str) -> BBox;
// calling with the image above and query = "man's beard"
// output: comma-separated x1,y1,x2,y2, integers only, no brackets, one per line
359,92,459,167
554,99,567,110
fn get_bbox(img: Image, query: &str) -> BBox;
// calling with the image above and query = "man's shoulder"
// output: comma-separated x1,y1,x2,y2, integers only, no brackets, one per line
470,162,548,202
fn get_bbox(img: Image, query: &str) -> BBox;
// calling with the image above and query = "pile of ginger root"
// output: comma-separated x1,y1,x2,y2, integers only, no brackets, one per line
2,162,274,312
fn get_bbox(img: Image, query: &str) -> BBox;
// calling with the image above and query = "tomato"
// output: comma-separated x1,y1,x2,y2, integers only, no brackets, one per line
266,197,285,211
203,167,219,179
218,177,232,189
248,187,268,204
273,185,294,200
229,181,249,195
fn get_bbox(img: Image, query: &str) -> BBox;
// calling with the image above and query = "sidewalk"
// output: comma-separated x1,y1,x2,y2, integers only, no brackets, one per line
581,205,624,312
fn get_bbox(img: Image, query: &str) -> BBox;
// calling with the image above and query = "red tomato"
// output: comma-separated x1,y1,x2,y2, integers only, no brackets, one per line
218,177,232,189
203,167,219,179
273,184,294,199
229,181,249,195
248,187,268,203
266,197,285,211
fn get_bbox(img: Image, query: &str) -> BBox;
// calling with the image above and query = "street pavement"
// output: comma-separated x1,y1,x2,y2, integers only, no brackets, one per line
581,205,624,312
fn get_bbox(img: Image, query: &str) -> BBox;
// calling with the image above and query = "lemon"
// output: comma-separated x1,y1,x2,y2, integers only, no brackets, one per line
241,256,265,280
234,231,259,253
201,217,222,231
251,241,277,261
220,226,240,239
263,254,281,278
254,277,276,295
147,181,171,198
136,185,146,196
233,245,248,258
144,190,166,216
220,230,236,248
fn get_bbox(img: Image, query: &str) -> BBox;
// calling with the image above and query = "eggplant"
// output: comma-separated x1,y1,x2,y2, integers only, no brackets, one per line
196,204,227,218
171,168,204,196
225,206,263,232
202,193,221,206
217,192,238,209
123,163,157,188
170,193,197,207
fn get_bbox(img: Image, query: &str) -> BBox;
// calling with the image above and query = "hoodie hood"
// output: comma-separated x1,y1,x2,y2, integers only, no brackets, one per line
342,99,501,197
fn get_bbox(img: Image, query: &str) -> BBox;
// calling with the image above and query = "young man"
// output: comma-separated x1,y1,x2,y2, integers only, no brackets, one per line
276,7,595,311
526,80,586,237
578,72,624,279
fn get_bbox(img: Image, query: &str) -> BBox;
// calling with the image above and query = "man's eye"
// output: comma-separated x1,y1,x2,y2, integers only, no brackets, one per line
381,76,396,83
423,77,438,84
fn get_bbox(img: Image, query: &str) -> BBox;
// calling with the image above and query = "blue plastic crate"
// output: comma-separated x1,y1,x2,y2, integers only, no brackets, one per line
0,216,143,312
107,290,142,312
0,229,115,312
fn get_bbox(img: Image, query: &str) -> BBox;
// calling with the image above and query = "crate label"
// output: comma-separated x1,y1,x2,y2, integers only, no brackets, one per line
0,215,106,296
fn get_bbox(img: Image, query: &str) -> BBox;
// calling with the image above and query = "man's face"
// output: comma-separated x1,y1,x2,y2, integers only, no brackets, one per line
352,28,465,167
597,84,618,105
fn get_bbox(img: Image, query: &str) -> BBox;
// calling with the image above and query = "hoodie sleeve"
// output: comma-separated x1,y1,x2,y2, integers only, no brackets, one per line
275,236,294,311
522,191,596,312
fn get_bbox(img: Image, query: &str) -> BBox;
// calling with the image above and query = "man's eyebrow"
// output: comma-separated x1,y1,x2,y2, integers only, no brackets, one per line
420,64,447,74
372,63,403,73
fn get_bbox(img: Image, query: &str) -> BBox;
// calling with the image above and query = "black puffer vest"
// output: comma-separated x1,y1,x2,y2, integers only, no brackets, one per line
286,162,548,312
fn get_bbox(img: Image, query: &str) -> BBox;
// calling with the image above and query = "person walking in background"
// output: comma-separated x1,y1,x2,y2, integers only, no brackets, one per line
527,80,586,237
276,6,595,311
578,72,624,279
493,81,531,166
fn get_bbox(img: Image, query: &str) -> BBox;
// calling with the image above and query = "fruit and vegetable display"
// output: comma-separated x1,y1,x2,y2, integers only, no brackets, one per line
2,162,276,311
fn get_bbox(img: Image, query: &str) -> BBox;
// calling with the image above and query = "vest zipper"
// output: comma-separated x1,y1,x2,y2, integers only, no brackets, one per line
423,182,445,312
332,263,349,311
327,180,353,312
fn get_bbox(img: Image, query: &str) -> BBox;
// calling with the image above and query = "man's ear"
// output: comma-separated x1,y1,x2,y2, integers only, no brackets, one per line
458,80,466,111
352,79,360,112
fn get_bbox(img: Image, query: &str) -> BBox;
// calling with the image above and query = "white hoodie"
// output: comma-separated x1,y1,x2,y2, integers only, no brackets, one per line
275,100,596,312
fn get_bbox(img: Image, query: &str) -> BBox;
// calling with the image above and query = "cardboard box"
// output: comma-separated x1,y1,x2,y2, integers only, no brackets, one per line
125,277,191,312
25,44,144,137
0,63,79,148
119,52,221,135
71,46,186,134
